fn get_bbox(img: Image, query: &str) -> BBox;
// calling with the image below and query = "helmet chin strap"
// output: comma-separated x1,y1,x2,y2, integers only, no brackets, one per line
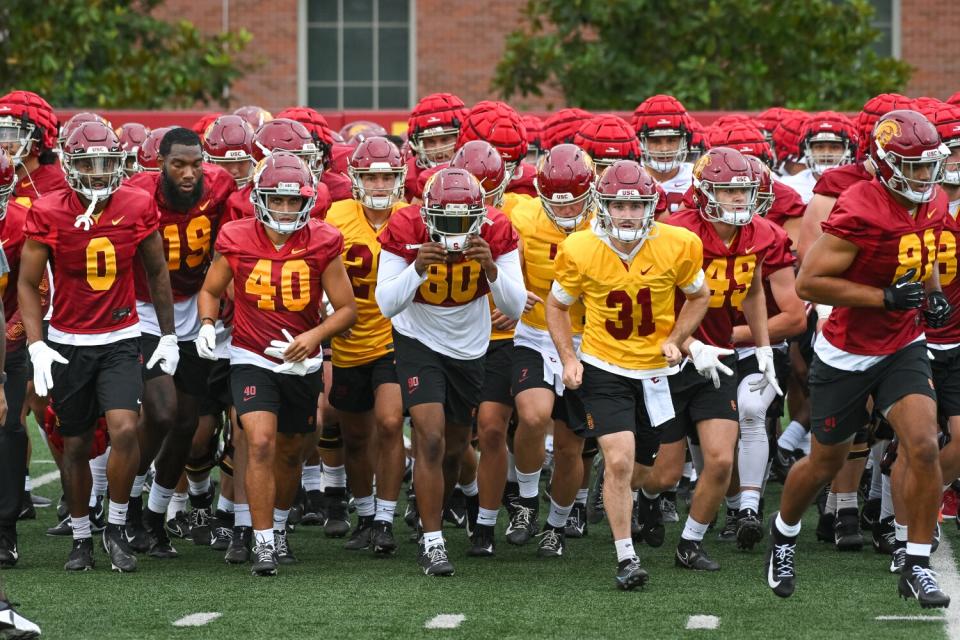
74,192,98,231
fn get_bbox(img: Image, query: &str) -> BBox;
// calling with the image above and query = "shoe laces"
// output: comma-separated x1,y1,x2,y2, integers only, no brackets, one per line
660,498,678,516
213,525,233,540
425,543,448,564
773,543,796,578
911,566,941,594
190,508,210,528
538,528,562,549
252,541,274,562
511,505,534,529
275,532,289,556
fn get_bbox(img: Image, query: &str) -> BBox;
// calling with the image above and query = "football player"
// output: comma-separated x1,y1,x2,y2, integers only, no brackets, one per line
116,123,150,179
19,121,177,573
640,147,781,571
771,110,951,608
197,151,356,576
276,106,353,202
326,136,408,555
0,91,67,200
547,159,709,589
631,95,695,213
124,127,237,558
376,167,526,575
202,115,256,187
781,112,858,204
0,150,19,568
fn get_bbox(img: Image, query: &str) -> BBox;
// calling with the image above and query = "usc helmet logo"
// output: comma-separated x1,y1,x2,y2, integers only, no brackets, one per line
692,152,711,179
874,119,901,149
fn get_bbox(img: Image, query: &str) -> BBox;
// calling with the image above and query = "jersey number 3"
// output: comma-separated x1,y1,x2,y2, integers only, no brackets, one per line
605,288,655,339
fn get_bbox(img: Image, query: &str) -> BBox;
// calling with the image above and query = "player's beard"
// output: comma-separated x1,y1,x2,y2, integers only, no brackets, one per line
161,169,204,212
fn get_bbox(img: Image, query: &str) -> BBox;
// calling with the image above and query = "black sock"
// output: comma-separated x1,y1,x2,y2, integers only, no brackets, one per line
905,554,929,569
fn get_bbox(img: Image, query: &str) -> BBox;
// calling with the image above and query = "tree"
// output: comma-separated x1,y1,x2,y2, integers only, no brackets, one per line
0,0,252,109
493,0,912,111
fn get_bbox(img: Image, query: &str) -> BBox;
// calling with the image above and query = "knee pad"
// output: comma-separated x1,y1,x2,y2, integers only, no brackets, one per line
847,442,869,461
318,422,343,451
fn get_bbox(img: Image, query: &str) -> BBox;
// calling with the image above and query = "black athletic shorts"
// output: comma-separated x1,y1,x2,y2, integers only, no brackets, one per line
230,364,322,434
329,352,398,413
479,339,514,406
199,358,232,417
809,340,936,445
930,345,960,420
660,355,740,445
575,362,660,466
49,338,143,437
140,333,212,395
392,331,484,426
511,345,575,423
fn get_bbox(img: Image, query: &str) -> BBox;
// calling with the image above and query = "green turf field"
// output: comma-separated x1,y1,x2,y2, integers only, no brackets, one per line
2,422,953,640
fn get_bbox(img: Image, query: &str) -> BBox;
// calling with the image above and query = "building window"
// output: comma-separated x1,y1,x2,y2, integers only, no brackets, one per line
306,0,413,110
869,0,900,58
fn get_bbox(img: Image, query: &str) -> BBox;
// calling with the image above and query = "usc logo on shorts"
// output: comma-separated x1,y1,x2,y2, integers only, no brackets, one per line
586,412,595,431
407,376,420,395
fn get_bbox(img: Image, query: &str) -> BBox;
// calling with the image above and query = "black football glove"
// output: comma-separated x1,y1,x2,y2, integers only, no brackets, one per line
924,290,953,328
882,268,925,311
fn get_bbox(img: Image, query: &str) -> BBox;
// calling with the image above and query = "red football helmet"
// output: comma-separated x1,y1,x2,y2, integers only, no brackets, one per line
631,95,694,173
457,101,528,178
706,122,774,167
772,111,809,170
251,150,317,234
252,118,319,176
233,105,273,130
340,120,388,148
922,102,960,186
871,110,949,203
135,127,171,173
712,114,755,130
348,136,406,210
799,111,858,177
450,140,507,207
0,90,58,165
203,115,256,186
59,112,111,149
692,147,759,225
687,117,709,164
521,114,545,163
542,108,592,150
573,114,641,168
0,149,15,219
754,107,791,144
61,121,125,202
534,143,596,232
114,122,150,177
407,93,467,168
857,93,914,161
743,155,774,217
275,107,335,175
192,113,221,139
595,160,660,243
421,167,486,252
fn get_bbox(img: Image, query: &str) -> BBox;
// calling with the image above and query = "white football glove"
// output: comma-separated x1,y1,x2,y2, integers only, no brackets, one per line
146,334,180,376
263,329,322,376
750,345,784,396
195,323,218,360
28,341,69,397
689,339,735,389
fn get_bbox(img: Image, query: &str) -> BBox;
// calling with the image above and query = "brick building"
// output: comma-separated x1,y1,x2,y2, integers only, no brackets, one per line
153,0,958,116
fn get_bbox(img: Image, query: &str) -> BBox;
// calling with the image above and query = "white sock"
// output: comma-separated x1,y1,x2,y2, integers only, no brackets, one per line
422,530,444,548
775,512,801,537
614,537,637,563
355,495,375,518
517,469,541,499
869,441,888,500
575,488,589,505
217,495,234,513
375,499,397,523
681,516,709,542
147,482,175,515
24,475,31,492
544,434,554,453
880,474,895,520
235,503,252,528
906,542,931,558
273,508,289,531
836,491,858,512
682,461,693,480
323,464,347,489
130,473,147,499
461,480,478,497
778,420,807,451
88,490,98,509
167,492,188,519
89,450,109,497
641,488,660,501
254,528,274,548
825,491,837,515
72,515,91,540
302,464,322,492
506,452,518,483
799,431,812,455
108,500,128,526
477,507,498,527
725,493,742,510
895,521,908,543
741,490,761,513
546,498,573,529
187,476,211,496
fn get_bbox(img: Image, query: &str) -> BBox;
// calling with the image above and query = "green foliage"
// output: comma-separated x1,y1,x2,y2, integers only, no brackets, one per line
494,0,912,110
0,0,252,109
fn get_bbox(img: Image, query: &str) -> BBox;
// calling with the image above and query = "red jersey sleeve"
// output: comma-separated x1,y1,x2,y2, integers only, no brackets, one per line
812,163,872,198
416,164,444,199
311,182,332,220
482,206,520,257
321,171,353,203
377,205,426,262
765,180,806,228
507,162,538,197
819,182,883,250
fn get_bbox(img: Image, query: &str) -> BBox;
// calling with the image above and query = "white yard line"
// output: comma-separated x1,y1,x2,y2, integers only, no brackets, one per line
30,470,61,488
875,615,944,621
685,615,719,630
931,533,960,639
424,614,465,630
172,612,222,627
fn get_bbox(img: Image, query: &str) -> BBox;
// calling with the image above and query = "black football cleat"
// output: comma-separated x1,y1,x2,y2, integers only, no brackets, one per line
166,511,191,540
143,509,178,559
860,497,880,532
443,487,467,529
815,511,835,543
0,596,42,639
536,525,566,558
890,544,906,574
873,516,896,555
564,503,587,538
468,524,495,557
188,490,214,546
45,516,72,537
659,492,679,523
344,516,375,551
505,497,539,546
833,508,863,551
615,557,649,591
736,509,764,551
210,510,234,551
225,526,252,564
124,496,151,552
636,493,665,548
899,565,951,608
675,539,720,571
250,541,278,577
765,515,797,598
274,529,297,565
323,488,351,538
717,508,738,542
64,537,95,572
0,529,18,569
418,540,454,576
300,490,325,526
102,524,138,573
371,520,398,556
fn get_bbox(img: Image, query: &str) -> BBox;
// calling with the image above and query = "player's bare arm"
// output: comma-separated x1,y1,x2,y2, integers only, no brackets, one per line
282,256,357,362
16,239,49,345
137,230,177,335
740,263,772,348
797,194,835,263
673,283,710,358
545,291,582,389
197,252,233,324
795,232,886,307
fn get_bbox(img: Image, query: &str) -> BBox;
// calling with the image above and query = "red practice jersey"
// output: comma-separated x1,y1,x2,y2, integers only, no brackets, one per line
222,180,331,227
812,162,873,199
0,200,28,317
927,202,960,345
668,208,781,349
13,163,67,201
820,179,946,355
128,164,236,302
507,161,538,198
323,170,353,203
217,217,344,364
25,186,159,335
